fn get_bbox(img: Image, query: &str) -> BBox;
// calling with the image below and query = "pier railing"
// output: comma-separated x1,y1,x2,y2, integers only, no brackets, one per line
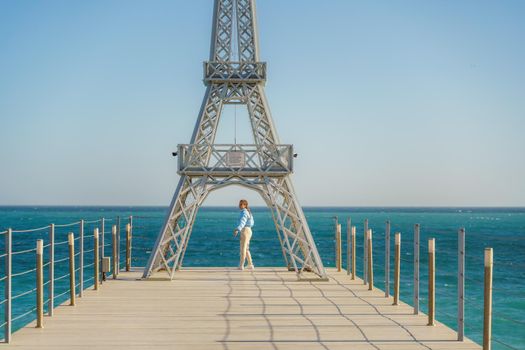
0,216,135,343
333,217,524,350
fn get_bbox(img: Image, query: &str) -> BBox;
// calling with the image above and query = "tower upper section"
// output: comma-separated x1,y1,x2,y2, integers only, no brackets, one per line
204,0,266,84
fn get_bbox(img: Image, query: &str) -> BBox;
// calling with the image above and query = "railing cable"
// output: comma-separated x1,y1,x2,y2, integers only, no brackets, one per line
54,221,81,228
12,307,37,322
83,219,102,224
11,268,37,278
12,225,50,233
12,287,37,300
11,247,37,256
492,312,525,326
493,338,521,350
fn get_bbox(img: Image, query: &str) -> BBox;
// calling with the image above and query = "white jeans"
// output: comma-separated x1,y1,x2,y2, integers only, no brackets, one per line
240,227,253,267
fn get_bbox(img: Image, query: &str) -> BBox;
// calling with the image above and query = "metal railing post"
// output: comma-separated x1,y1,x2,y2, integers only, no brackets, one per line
112,225,117,279
128,216,133,271
4,228,12,343
458,228,465,341
126,223,131,272
336,224,342,272
48,224,54,316
94,228,99,290
68,233,76,306
385,220,391,297
36,239,44,328
367,229,373,290
428,238,435,326
363,219,368,285
101,218,105,260
351,226,356,280
333,216,338,267
414,224,420,315
346,218,351,275
483,248,493,350
79,220,84,297
393,232,401,306
116,216,121,274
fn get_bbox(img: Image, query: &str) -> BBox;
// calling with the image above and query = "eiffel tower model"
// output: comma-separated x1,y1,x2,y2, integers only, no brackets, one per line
143,0,327,280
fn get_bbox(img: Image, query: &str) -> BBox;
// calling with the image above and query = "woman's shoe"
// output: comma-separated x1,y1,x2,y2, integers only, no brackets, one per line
247,264,255,270
238,266,245,271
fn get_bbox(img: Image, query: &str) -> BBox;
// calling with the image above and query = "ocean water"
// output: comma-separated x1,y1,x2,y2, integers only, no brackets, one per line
0,206,524,349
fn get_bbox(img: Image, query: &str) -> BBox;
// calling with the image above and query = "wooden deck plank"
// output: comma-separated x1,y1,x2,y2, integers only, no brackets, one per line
7,268,481,349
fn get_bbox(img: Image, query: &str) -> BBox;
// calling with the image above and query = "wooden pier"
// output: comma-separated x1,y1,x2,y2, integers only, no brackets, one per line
8,268,481,350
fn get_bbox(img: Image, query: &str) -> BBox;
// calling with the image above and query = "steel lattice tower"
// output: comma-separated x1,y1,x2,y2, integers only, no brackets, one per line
143,0,327,280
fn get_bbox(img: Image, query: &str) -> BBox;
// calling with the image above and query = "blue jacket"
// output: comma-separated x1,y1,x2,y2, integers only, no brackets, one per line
236,208,254,231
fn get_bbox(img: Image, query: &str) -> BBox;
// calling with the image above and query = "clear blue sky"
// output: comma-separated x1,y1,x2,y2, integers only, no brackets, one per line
1,0,524,206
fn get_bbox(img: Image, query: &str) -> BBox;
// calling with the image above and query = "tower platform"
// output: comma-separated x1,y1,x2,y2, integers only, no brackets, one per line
9,268,480,350
177,144,294,177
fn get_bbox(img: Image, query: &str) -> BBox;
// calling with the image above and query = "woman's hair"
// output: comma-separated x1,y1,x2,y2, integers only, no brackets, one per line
239,199,250,212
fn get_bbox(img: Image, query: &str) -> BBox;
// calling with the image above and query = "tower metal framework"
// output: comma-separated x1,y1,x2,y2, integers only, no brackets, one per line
143,0,327,280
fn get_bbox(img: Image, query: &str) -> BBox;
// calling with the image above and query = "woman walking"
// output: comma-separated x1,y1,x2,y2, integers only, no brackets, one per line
233,199,255,270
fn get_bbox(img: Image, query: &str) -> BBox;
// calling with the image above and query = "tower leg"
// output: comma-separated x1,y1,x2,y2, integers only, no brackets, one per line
263,178,326,279
142,176,207,279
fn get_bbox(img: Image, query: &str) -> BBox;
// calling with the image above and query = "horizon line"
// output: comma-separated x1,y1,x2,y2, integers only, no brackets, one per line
1,204,524,209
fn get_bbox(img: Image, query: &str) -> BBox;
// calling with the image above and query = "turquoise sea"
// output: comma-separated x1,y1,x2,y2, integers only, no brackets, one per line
0,206,524,349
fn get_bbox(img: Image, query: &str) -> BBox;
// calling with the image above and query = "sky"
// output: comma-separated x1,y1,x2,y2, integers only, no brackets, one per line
0,0,524,207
